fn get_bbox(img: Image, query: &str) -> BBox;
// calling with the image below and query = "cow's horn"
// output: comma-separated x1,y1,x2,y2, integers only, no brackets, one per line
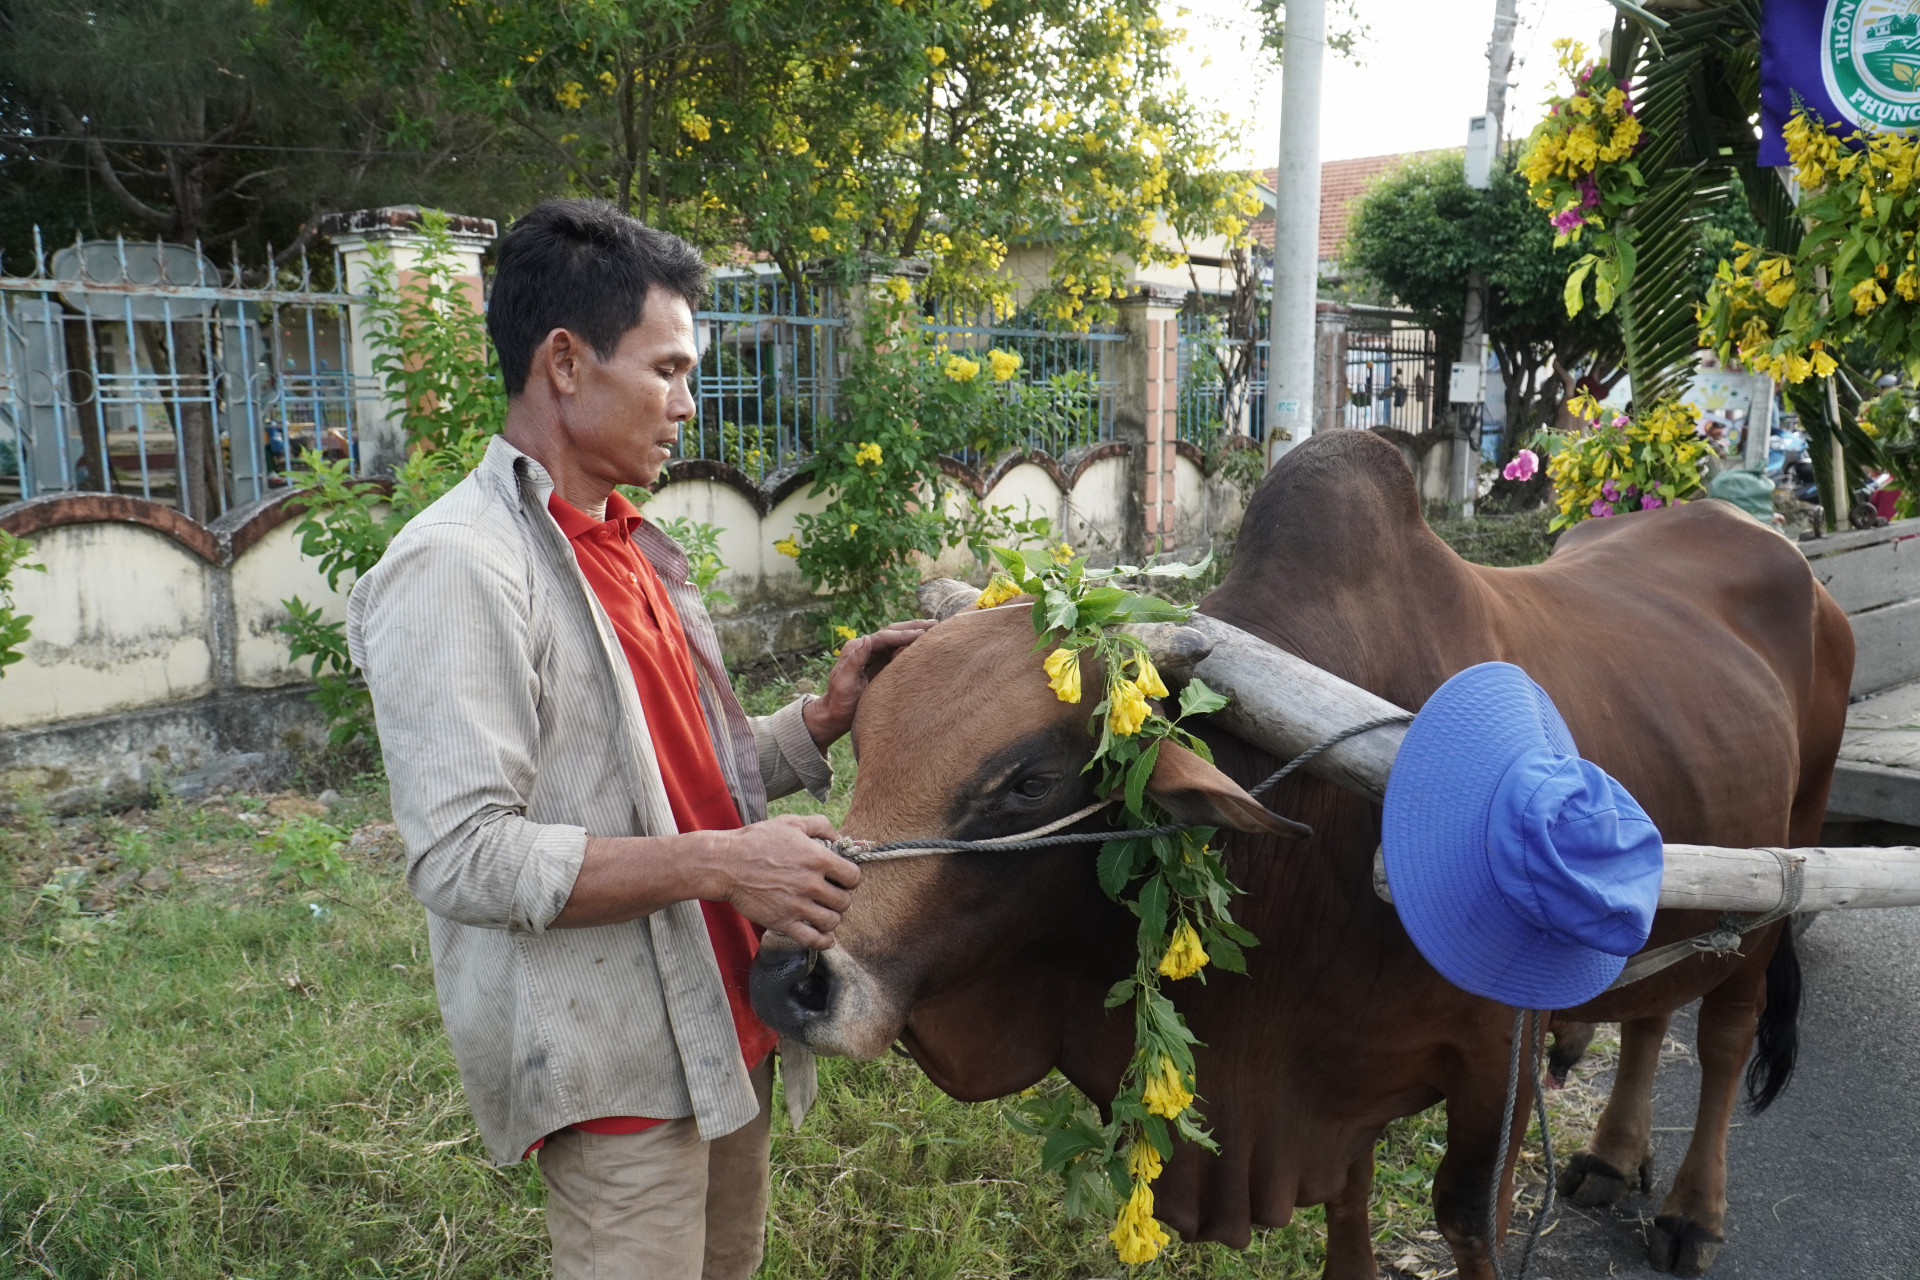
1122,622,1214,676
917,577,981,620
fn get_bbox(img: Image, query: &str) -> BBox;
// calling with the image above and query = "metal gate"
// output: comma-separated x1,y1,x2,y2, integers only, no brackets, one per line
0,230,379,518
1341,319,1436,433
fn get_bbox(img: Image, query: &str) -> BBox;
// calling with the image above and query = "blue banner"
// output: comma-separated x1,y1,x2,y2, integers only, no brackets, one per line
1762,0,1920,165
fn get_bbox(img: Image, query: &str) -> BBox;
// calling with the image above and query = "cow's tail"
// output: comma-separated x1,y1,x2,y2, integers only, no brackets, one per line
1744,919,1801,1113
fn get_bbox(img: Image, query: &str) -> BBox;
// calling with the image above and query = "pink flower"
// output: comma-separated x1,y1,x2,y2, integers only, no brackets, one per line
1590,498,1613,518
1641,494,1664,510
1611,414,1629,428
1551,208,1586,235
1601,478,1621,502
1578,174,1601,209
1502,449,1540,482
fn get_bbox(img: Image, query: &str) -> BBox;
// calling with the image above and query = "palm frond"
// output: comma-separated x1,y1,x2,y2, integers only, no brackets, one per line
1608,1,1763,403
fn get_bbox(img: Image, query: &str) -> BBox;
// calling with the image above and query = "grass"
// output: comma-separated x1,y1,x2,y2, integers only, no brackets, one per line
0,673,1610,1279
1426,508,1560,568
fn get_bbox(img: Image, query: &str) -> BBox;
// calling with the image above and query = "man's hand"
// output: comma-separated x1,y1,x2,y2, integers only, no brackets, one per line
802,618,936,748
715,814,860,950
556,813,860,945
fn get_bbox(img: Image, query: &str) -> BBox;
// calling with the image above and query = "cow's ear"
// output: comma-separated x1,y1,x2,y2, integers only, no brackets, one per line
1143,740,1310,838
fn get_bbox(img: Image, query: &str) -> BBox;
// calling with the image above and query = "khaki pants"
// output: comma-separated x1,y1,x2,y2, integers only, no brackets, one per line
537,1057,773,1280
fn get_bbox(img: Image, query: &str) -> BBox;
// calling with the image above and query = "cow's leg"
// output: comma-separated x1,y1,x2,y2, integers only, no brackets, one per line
1321,1147,1377,1280
1558,1012,1667,1207
1647,958,1767,1277
1432,1016,1536,1280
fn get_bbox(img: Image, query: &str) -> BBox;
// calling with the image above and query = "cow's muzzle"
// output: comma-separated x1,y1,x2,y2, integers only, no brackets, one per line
749,935,899,1059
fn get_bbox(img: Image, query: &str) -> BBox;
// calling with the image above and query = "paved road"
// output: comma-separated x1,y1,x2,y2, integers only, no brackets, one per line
1524,906,1920,1280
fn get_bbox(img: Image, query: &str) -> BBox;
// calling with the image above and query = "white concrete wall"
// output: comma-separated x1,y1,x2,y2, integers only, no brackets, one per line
1,523,213,727
2,449,1239,735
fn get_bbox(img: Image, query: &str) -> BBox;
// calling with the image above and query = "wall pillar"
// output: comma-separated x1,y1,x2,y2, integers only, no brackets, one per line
1115,287,1183,558
1314,302,1350,436
317,206,497,477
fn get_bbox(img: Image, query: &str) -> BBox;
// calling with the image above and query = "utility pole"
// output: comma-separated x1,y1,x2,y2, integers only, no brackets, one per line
1264,0,1325,468
1448,0,1521,516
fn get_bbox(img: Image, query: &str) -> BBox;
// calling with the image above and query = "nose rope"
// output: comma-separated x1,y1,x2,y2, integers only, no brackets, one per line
824,715,1412,865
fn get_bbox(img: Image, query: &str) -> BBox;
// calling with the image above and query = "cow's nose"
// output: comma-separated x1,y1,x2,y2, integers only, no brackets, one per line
750,945,836,1036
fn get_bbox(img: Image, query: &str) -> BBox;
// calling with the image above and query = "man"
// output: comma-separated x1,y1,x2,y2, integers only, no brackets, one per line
347,198,928,1279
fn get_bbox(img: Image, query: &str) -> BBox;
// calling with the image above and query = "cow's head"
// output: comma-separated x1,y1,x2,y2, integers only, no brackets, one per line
749,597,1296,1101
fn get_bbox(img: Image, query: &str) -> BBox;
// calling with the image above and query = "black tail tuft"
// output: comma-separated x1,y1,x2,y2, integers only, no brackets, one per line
1745,920,1802,1113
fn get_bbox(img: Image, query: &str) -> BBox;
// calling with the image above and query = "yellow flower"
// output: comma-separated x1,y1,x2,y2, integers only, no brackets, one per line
809,226,832,243
1044,647,1082,703
1158,921,1209,980
1851,276,1887,315
1108,1178,1171,1265
847,523,859,535
1812,348,1838,378
832,624,858,642
944,354,981,382
987,348,1022,381
775,536,801,558
1133,654,1168,699
1140,1055,1193,1118
555,81,588,110
884,276,913,303
977,575,1021,608
854,441,883,467
1050,542,1074,565
1108,679,1150,736
1126,1140,1163,1182
926,45,947,65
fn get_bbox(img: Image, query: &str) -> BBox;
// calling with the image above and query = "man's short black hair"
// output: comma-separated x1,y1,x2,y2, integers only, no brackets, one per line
486,199,709,397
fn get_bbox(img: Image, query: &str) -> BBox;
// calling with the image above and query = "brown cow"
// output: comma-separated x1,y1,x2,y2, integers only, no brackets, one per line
751,431,1852,1278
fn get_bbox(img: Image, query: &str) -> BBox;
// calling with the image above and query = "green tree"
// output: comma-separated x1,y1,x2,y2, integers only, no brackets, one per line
0,0,534,266
288,0,1257,318
1342,154,1621,461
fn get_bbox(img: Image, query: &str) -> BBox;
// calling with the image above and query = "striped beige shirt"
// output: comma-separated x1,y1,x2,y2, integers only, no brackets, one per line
346,436,830,1164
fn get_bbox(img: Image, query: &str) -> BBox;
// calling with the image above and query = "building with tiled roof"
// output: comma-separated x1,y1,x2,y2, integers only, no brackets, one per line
1250,149,1457,269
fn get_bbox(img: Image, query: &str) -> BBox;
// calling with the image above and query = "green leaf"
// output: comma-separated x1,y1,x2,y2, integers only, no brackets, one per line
1124,740,1162,816
1614,235,1638,293
1178,678,1230,718
1044,589,1078,632
1104,978,1137,1008
1096,841,1141,899
1203,932,1246,973
1564,254,1596,318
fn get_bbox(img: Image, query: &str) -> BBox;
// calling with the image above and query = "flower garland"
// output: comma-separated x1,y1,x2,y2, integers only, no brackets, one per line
1699,107,1920,384
981,546,1256,1266
1531,393,1710,530
1519,39,1645,317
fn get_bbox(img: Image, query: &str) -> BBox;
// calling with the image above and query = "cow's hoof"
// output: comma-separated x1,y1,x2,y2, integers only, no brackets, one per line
1648,1213,1724,1276
1556,1151,1651,1207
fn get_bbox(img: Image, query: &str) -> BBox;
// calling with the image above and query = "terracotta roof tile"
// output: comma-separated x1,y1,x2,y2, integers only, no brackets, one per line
1249,149,1456,258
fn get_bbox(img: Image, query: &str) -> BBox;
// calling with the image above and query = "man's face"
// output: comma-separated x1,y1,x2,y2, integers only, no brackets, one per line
558,290,699,489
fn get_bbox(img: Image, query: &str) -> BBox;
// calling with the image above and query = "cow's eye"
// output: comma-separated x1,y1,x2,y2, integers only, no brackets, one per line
1012,775,1052,800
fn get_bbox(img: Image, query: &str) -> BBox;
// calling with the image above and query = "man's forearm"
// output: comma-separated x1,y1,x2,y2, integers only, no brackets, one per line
551,831,727,929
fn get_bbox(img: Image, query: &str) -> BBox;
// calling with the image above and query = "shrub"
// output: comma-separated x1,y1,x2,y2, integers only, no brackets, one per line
0,527,43,677
782,290,1067,636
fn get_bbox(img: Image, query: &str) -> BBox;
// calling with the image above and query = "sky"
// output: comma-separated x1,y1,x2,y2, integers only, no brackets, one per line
1164,0,1625,168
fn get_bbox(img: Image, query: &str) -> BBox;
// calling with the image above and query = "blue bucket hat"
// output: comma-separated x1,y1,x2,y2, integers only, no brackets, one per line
1381,662,1664,1009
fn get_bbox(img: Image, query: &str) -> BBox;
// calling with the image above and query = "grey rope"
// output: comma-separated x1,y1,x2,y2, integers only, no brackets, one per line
833,714,1414,865
1606,847,1806,990
1246,713,1414,799
1487,1009,1557,1280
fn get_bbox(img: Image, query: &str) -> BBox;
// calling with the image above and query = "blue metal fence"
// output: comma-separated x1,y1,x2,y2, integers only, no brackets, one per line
0,228,379,515
922,308,1123,462
1176,311,1267,446
683,274,842,483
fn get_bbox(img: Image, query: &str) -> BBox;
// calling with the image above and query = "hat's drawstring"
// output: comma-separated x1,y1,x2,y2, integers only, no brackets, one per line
1487,1008,1557,1280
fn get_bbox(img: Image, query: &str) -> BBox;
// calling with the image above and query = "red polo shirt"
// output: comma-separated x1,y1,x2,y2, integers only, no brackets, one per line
529,489,778,1155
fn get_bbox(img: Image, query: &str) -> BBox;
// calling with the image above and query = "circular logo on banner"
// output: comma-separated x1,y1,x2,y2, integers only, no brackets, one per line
1825,0,1920,131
